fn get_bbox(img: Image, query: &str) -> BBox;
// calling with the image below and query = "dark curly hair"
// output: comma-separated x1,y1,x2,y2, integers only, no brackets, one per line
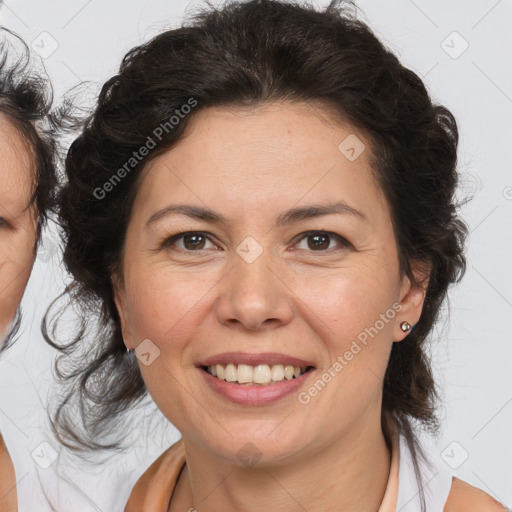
45,1,467,506
0,28,60,349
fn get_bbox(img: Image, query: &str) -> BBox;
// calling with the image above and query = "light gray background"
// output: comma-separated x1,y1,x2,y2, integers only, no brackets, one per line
0,0,511,510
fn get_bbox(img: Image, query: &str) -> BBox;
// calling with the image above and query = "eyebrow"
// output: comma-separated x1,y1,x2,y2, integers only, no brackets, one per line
146,201,368,228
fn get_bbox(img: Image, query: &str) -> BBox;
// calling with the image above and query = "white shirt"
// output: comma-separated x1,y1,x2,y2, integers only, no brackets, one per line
396,432,453,512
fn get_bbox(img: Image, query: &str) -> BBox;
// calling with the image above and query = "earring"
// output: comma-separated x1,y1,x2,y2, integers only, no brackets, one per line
400,321,412,332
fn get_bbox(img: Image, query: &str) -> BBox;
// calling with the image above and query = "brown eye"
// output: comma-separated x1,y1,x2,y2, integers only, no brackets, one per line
307,233,330,250
160,231,216,252
182,233,207,250
295,231,351,252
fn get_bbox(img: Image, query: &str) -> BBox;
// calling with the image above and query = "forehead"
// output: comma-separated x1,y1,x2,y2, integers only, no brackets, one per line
159,101,369,170
0,114,36,211
134,101,388,222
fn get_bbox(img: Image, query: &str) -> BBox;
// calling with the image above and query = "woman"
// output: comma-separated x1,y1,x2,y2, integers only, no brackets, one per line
0,29,59,511
49,0,507,510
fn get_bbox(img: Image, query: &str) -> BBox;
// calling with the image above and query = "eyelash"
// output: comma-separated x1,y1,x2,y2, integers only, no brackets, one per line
159,230,352,254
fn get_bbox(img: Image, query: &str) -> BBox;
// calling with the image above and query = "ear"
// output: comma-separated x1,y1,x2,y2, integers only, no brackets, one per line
394,260,430,342
111,273,133,350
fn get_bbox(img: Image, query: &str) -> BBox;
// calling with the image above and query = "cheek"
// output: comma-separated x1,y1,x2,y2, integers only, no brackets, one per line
0,251,34,334
123,263,217,352
293,272,399,418
295,263,400,346
122,267,219,419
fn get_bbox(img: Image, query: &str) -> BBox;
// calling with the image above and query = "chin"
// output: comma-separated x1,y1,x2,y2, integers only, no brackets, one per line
199,425,309,468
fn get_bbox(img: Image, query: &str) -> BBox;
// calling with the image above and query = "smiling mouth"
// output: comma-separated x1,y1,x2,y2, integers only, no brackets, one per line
201,363,315,386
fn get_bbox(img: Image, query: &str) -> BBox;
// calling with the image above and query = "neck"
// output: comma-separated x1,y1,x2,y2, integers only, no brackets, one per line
171,412,392,512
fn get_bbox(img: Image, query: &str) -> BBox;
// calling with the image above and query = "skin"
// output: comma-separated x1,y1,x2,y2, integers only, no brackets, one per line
114,102,503,511
115,100,426,511
0,115,38,511
0,114,38,345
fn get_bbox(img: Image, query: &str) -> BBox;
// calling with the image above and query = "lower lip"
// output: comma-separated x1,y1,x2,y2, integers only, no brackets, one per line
199,368,314,406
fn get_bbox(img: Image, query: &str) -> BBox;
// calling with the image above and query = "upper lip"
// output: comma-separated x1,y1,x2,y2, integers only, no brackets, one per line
197,352,315,368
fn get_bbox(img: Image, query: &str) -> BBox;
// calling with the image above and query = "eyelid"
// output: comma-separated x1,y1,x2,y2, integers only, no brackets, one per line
160,231,219,251
160,230,352,253
293,231,352,252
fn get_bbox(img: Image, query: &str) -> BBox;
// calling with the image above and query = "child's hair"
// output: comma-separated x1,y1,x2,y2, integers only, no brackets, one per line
0,28,61,349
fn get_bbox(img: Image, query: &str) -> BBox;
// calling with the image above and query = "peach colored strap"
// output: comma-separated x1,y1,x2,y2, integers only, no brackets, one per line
0,434,17,512
124,439,186,512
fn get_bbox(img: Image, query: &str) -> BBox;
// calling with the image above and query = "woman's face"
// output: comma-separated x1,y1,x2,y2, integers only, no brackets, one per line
114,101,427,465
0,116,38,345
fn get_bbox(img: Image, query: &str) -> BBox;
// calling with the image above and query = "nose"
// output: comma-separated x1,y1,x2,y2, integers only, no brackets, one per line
215,249,294,332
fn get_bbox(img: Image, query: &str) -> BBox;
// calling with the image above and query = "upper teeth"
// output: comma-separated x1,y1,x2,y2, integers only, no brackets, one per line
206,364,307,385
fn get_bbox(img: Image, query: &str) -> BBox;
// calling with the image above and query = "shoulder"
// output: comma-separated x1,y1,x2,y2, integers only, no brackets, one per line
0,434,17,512
125,439,186,512
444,477,508,512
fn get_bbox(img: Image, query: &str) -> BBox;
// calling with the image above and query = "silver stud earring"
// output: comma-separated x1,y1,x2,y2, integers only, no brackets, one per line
400,321,412,332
